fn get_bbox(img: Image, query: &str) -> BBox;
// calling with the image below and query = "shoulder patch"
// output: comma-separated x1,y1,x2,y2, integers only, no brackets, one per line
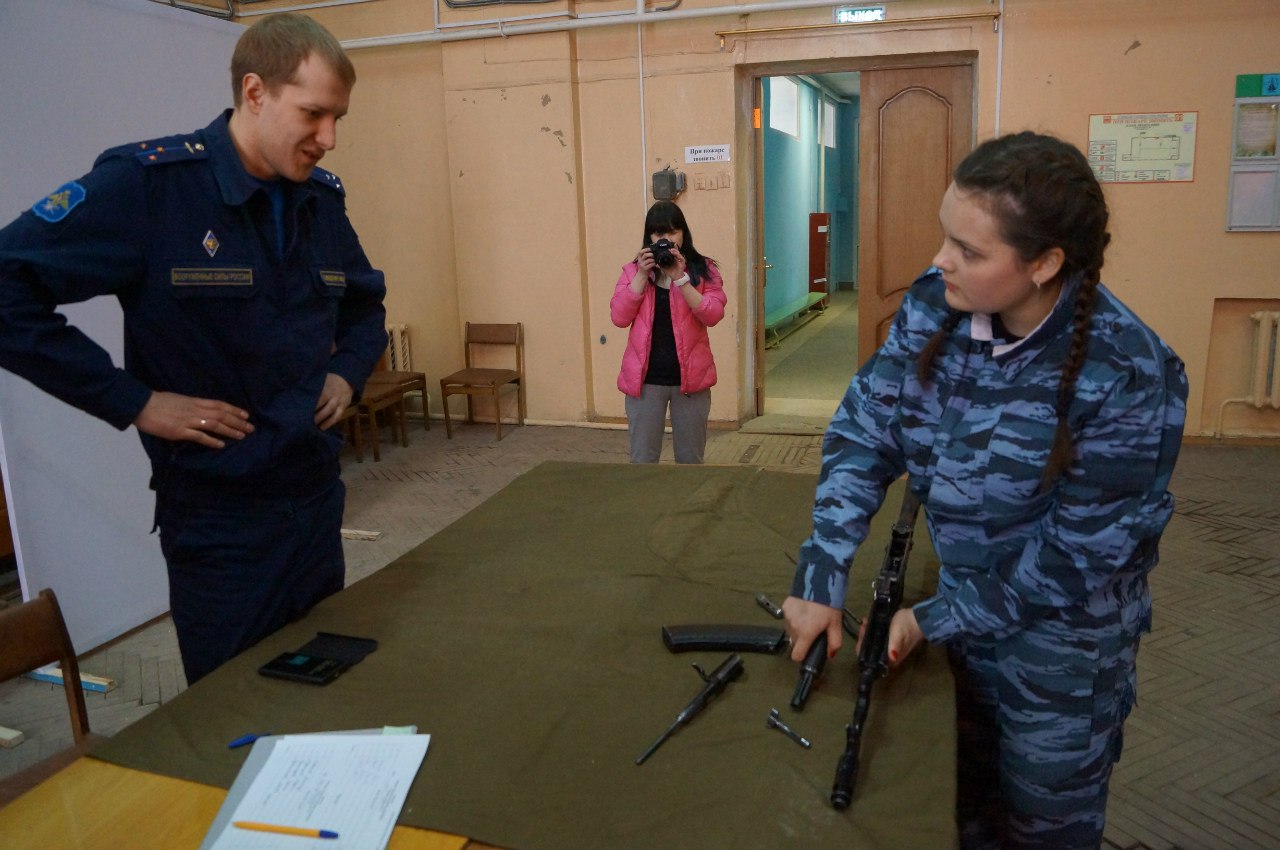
310,166,345,197
32,181,87,223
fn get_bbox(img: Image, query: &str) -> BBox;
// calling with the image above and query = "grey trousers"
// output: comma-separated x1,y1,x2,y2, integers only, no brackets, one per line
624,384,711,464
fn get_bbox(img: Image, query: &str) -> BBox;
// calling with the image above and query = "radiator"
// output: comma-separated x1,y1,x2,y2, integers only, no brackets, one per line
385,323,413,371
1246,311,1280,409
384,323,429,417
1216,310,1280,436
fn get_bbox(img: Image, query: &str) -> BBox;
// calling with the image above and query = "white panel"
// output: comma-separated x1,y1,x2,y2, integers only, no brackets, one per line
0,0,243,653
1227,167,1279,230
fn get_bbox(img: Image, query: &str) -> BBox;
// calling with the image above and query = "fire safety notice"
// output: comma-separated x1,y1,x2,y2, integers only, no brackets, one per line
1087,112,1197,183
685,145,731,163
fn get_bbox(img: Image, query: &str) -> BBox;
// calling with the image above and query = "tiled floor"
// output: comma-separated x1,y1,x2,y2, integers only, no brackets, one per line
1,418,1278,849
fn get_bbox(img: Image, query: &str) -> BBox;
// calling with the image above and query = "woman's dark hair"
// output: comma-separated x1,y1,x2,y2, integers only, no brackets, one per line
640,201,716,283
916,131,1111,490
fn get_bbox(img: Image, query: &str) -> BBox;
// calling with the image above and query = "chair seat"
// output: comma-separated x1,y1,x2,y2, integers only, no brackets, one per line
367,369,427,391
442,368,520,388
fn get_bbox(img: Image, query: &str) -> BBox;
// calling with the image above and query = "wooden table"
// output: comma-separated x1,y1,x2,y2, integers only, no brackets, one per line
0,757,474,850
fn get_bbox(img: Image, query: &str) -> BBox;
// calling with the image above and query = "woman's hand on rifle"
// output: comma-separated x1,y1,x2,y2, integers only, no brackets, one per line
782,597,843,663
874,608,925,667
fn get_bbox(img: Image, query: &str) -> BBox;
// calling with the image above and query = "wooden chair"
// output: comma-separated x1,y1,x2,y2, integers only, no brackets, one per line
0,588,104,808
336,402,365,463
354,348,428,462
357,380,409,462
440,322,525,440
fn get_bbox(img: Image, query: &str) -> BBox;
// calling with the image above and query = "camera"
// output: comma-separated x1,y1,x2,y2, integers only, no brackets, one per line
650,238,678,268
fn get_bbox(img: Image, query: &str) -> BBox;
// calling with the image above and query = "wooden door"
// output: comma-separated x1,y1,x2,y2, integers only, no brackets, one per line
857,64,974,364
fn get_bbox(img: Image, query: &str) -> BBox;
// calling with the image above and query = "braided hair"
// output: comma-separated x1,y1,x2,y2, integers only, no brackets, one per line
916,132,1111,490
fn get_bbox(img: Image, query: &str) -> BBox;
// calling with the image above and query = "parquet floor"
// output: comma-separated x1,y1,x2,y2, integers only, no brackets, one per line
1,419,1276,849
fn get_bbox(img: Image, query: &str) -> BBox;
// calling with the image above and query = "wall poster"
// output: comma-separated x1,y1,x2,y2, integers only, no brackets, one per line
1087,111,1198,183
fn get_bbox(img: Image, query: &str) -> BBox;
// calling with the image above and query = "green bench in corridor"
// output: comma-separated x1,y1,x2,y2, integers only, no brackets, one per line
765,291,827,348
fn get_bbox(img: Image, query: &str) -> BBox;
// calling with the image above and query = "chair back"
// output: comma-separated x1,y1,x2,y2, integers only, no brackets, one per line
0,589,90,742
463,322,523,374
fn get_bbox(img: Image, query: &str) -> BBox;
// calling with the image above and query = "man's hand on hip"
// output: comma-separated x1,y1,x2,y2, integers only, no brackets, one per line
134,391,254,449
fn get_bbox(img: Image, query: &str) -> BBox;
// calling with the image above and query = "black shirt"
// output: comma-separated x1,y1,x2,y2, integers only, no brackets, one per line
644,283,681,386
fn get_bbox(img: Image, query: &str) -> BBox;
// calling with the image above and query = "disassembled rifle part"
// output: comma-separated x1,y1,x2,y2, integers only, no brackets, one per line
755,592,785,620
635,653,744,766
790,632,827,710
766,708,811,749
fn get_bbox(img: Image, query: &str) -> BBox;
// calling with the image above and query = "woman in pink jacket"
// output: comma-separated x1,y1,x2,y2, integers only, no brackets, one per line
610,201,727,463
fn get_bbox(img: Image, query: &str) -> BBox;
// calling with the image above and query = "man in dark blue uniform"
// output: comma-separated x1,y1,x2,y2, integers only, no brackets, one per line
0,14,387,683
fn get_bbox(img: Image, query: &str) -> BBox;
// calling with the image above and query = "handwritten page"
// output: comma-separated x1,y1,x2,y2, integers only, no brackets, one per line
203,734,430,850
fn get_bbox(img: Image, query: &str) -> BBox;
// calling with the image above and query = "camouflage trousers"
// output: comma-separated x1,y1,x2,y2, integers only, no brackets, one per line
947,618,1141,850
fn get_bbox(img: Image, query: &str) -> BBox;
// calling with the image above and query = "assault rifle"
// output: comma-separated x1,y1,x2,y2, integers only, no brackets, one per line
830,489,921,810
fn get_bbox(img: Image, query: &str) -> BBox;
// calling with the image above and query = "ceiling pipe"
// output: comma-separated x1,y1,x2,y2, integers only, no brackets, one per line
236,0,381,16
148,0,234,18
340,0,860,49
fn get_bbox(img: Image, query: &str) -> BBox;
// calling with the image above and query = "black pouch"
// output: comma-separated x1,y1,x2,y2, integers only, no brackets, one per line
257,632,378,685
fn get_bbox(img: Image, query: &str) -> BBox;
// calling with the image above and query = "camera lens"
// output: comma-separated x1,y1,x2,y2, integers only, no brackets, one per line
653,239,676,267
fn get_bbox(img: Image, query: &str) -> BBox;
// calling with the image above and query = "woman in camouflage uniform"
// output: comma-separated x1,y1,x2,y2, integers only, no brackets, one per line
783,132,1187,849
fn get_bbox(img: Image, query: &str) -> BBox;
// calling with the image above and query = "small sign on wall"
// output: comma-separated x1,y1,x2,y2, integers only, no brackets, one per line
685,145,731,163
1087,112,1197,183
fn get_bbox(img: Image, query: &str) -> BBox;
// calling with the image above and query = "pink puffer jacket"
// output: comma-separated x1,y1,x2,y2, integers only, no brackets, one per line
609,260,727,398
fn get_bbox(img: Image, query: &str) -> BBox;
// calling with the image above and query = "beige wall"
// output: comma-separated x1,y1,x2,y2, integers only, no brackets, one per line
294,0,1280,437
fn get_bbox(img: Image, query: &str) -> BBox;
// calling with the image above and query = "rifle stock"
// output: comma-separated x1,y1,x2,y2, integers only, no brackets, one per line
830,489,921,810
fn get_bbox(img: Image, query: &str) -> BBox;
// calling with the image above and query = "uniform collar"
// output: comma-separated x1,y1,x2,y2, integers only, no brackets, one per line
969,274,1081,374
201,109,314,209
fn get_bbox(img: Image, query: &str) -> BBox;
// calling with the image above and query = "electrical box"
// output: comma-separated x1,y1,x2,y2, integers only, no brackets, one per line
652,167,686,201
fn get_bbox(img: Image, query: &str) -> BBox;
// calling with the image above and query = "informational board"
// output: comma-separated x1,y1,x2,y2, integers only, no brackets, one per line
1228,75,1280,231
1087,111,1198,183
0,0,243,652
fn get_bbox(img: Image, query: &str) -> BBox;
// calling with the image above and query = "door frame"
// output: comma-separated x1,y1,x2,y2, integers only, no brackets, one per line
741,51,977,419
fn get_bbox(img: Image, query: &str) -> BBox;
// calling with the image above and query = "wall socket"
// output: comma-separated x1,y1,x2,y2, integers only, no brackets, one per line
694,172,733,191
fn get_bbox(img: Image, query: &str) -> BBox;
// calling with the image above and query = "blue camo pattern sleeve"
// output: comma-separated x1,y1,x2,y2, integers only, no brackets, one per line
789,272,949,608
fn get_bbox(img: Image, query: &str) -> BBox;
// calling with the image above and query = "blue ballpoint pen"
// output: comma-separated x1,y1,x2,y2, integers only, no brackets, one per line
227,732,271,749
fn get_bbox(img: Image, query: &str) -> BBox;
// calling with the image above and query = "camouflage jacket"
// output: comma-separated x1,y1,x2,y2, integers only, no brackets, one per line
791,269,1187,642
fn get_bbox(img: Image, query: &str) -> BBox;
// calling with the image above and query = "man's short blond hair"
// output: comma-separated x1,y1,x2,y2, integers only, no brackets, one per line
230,13,355,106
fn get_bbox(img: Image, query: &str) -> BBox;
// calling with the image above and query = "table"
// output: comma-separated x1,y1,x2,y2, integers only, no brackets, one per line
1,462,956,849
0,757,469,850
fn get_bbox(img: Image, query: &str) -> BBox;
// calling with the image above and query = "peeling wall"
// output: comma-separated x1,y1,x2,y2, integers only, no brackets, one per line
300,0,1280,436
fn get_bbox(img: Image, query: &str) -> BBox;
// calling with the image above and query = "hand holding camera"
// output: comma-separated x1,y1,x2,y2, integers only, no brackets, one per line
649,238,687,283
650,238,678,269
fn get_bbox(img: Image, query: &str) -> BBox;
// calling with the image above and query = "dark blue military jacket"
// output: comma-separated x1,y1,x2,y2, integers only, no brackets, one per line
792,269,1187,643
0,111,387,504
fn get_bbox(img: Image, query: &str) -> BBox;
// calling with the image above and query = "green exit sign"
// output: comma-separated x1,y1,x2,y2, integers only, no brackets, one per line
834,5,886,23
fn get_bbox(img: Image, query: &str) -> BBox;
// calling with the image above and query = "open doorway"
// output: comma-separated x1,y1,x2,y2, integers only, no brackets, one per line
749,59,975,428
759,72,861,422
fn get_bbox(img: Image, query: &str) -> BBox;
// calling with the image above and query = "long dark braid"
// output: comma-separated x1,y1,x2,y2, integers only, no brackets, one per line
916,132,1111,491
